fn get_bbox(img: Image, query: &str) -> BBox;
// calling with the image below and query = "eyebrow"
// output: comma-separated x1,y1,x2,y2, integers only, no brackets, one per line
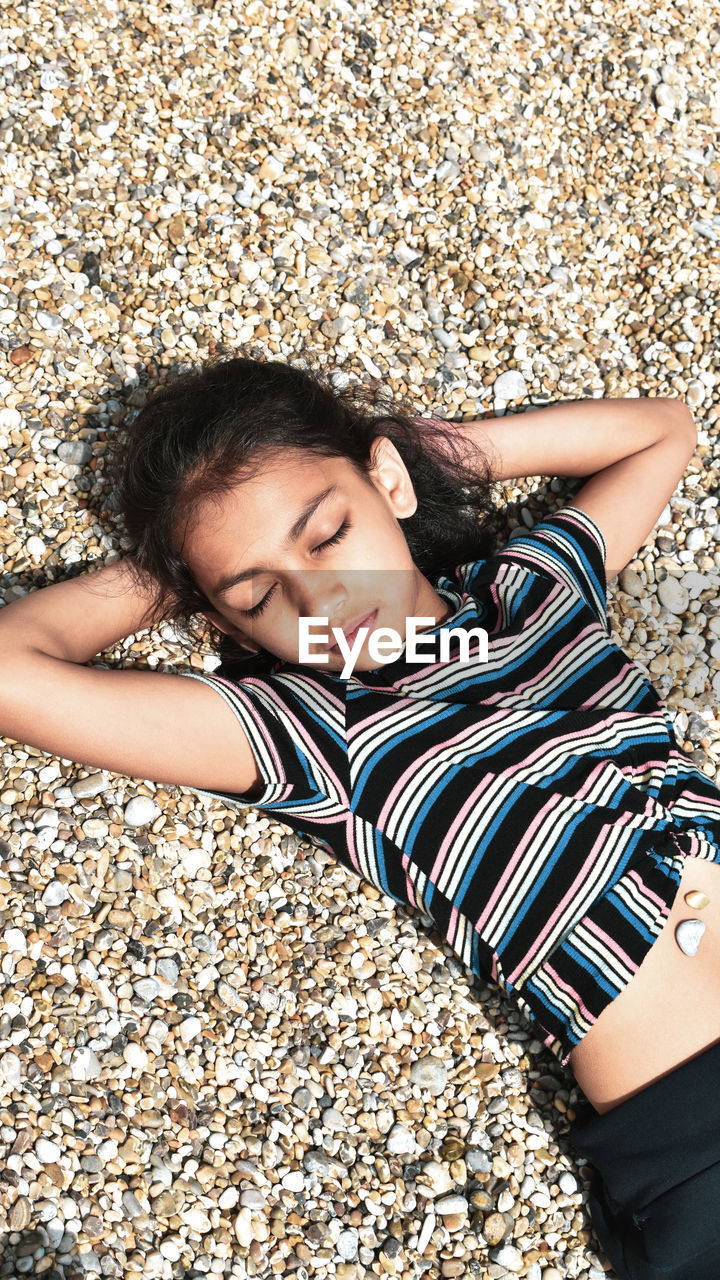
213,483,341,597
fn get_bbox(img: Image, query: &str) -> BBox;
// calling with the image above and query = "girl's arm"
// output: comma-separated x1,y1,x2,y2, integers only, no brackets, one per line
0,558,262,795
457,396,698,582
459,395,693,483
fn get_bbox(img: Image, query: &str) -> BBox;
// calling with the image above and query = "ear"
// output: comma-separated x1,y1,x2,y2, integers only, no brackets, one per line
200,609,260,652
368,435,418,520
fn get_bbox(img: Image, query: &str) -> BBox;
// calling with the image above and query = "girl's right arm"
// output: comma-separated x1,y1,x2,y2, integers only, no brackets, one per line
0,557,263,796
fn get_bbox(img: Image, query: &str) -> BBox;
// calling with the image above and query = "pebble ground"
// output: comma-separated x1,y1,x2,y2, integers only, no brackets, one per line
1,0,719,1277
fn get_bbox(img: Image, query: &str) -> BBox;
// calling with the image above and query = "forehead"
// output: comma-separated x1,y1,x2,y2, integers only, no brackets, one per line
178,450,362,570
194,451,355,525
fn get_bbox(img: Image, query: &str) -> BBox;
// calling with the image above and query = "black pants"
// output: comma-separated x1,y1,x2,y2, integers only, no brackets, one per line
568,1037,720,1279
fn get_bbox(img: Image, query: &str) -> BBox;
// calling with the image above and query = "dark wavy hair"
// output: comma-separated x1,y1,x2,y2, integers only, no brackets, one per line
106,342,506,678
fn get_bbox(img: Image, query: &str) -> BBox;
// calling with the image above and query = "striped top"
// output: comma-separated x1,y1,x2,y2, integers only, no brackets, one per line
184,505,720,1067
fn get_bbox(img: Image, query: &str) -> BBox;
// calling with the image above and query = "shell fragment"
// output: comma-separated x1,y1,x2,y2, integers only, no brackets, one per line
675,918,706,957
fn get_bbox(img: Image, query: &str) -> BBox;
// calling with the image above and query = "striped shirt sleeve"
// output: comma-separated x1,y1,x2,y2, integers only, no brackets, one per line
180,670,332,811
497,504,610,631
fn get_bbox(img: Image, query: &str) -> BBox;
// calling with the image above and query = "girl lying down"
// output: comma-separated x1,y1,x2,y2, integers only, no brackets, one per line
1,351,717,1279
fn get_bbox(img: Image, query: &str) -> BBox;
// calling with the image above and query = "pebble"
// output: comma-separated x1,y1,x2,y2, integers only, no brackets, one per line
36,1138,62,1163
1,4,719,1278
179,1016,202,1043
41,880,68,907
123,1043,148,1070
493,370,527,402
409,1054,448,1094
69,1047,102,1081
435,1195,469,1216
157,958,180,984
0,1052,22,1090
658,577,689,614
490,1243,524,1272
70,772,109,799
386,1124,416,1154
3,927,27,955
124,796,161,827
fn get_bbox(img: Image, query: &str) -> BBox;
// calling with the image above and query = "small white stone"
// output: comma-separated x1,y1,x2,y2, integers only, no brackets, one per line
410,1055,448,1094
124,796,161,827
491,1243,523,1272
684,527,705,552
0,408,21,430
70,1047,102,1081
42,880,68,907
185,1206,210,1232
0,1052,22,1090
178,846,211,877
36,1138,62,1163
416,1211,436,1253
123,1043,149,1070
26,535,46,559
337,1228,359,1260
497,1188,515,1212
416,1160,454,1197
179,1016,202,1044
3,928,27,955
493,370,527,402
94,119,119,141
676,918,706,956
686,379,706,407
393,239,422,266
258,154,283,182
435,1194,469,1215
558,1171,578,1194
234,1208,253,1246
657,577,689,615
386,1123,416,1154
36,310,63,331
281,1169,305,1191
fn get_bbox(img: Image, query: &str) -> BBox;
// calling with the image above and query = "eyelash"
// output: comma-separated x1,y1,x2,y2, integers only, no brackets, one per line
242,519,353,620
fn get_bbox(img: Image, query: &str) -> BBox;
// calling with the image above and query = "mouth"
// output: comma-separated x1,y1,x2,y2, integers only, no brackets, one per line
330,609,378,653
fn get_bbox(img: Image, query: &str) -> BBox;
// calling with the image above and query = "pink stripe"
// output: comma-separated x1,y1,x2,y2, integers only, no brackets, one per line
507,822,619,983
626,865,672,914
428,773,497,884
511,846,678,983
583,916,639,973
475,792,567,935
343,813,361,876
211,672,349,804
376,712,509,832
541,962,595,1024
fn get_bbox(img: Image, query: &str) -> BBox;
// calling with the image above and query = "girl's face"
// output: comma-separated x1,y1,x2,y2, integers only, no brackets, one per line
178,437,451,674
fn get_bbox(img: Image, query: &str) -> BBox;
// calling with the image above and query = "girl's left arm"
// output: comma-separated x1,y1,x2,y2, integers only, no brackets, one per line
456,396,697,582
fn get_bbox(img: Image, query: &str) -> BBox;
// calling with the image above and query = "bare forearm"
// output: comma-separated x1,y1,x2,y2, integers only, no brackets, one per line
0,557,168,665
459,396,693,482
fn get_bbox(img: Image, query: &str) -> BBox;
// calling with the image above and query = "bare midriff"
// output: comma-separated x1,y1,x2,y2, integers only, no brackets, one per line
568,854,720,1115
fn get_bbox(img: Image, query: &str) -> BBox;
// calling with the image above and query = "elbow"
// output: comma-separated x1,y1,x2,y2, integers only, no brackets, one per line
663,399,698,454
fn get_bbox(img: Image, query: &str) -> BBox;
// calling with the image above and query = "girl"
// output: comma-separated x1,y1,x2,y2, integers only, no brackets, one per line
1,351,719,1278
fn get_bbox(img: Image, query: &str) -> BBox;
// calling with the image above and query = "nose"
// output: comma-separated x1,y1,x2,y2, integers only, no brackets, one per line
294,571,347,628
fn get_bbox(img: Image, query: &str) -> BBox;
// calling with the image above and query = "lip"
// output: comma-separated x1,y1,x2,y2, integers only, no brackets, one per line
330,609,378,652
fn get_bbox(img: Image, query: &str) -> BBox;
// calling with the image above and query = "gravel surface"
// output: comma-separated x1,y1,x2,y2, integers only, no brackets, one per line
1,0,719,1277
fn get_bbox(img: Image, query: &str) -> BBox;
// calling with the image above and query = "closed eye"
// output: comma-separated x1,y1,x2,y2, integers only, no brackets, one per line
310,517,352,557
242,519,353,619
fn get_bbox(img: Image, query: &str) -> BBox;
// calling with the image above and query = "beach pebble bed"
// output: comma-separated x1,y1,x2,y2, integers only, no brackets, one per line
1,0,719,1277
